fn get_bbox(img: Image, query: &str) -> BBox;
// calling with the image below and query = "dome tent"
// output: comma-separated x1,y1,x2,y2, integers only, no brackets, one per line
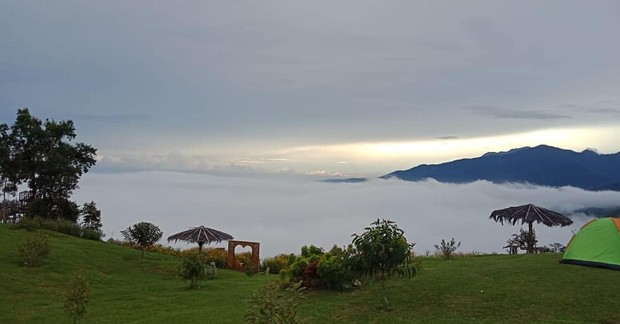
561,217,620,270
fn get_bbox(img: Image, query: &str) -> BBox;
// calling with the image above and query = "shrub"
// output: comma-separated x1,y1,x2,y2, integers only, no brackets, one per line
236,252,256,276
15,216,98,240
204,248,228,268
434,238,461,260
18,232,51,267
245,281,306,324
351,218,415,309
80,228,103,241
64,270,90,324
285,245,324,288
180,254,206,289
261,254,294,274
283,245,355,290
54,219,83,237
317,252,353,290
144,244,181,257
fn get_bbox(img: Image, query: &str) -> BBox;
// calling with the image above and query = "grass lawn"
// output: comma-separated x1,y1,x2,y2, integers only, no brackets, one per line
2,224,620,323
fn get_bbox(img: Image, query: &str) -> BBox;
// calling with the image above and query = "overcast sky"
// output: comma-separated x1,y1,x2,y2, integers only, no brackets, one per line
3,1,620,177
4,2,620,256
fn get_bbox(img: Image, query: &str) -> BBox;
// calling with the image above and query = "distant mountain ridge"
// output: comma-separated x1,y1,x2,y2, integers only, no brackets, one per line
382,145,620,191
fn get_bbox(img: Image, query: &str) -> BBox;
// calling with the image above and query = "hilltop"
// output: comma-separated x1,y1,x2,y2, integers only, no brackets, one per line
382,145,620,191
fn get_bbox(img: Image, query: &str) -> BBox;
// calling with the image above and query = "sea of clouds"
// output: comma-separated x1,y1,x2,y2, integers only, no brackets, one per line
73,171,620,258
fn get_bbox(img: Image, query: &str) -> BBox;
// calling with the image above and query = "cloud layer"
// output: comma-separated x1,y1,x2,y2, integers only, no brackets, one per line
73,171,620,258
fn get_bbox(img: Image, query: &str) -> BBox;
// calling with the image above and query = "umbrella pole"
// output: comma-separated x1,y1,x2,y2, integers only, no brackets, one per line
528,222,534,254
198,242,203,253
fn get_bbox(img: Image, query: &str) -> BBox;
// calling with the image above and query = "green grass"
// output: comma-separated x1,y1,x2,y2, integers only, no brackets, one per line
0,225,273,323
2,224,620,323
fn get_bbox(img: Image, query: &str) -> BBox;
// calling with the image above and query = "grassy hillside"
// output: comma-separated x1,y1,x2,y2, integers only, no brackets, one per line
0,225,273,323
2,224,620,323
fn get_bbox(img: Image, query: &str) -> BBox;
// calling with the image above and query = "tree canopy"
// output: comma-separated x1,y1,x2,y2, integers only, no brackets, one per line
121,222,163,257
0,108,97,221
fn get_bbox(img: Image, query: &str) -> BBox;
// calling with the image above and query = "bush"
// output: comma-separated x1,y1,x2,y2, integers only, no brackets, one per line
245,281,306,324
180,254,206,289
204,248,228,268
261,254,294,274
317,253,353,290
434,238,461,260
15,216,99,240
285,245,324,288
236,252,256,276
80,228,103,241
283,245,355,290
144,244,181,257
18,232,51,267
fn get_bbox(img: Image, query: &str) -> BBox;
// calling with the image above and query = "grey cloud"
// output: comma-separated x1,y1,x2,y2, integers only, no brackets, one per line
73,172,619,258
465,105,571,120
2,1,620,169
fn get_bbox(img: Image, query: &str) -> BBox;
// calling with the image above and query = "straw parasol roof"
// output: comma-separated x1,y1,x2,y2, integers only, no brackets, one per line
490,203,573,253
167,226,233,252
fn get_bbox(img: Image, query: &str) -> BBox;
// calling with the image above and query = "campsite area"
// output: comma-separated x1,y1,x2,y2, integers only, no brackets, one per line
1,224,619,324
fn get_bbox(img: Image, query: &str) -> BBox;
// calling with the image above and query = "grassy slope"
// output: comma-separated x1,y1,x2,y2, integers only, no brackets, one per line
2,224,620,323
0,225,273,323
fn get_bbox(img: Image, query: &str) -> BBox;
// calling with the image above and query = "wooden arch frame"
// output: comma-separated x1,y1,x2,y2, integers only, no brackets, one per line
226,240,260,272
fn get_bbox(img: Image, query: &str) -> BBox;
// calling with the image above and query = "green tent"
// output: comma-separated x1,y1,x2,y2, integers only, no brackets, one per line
561,217,620,270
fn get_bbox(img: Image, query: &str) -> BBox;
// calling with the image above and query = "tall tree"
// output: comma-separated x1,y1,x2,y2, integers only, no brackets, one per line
80,201,102,231
0,123,18,199
4,108,97,220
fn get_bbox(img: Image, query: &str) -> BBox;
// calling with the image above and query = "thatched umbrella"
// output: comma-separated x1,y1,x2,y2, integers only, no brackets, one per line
490,203,573,253
167,226,233,252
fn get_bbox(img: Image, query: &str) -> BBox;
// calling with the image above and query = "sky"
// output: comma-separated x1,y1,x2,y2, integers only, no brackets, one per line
3,1,620,256
2,1,620,177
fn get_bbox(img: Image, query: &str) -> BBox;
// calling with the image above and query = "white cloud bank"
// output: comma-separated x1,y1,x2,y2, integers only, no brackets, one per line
73,172,620,258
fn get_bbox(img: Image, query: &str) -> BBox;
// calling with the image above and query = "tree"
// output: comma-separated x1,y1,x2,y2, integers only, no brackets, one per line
121,222,163,257
64,270,90,324
0,123,18,199
80,202,102,231
180,254,206,289
351,218,414,309
5,108,97,220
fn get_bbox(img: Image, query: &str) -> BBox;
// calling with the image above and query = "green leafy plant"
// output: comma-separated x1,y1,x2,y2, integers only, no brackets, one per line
64,270,90,324
120,222,163,257
351,218,414,309
261,254,296,274
2,109,96,222
180,254,206,289
245,280,306,324
505,229,538,254
434,238,461,259
18,231,50,267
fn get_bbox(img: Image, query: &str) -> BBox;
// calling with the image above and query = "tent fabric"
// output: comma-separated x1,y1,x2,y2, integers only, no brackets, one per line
561,217,620,270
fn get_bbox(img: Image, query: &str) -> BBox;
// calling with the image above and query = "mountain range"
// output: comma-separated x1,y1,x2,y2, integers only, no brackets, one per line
381,145,620,191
